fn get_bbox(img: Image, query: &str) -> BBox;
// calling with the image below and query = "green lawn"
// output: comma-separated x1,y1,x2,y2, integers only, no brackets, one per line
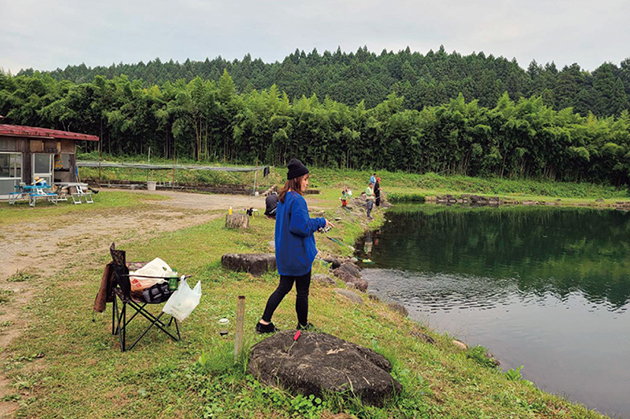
1,183,609,418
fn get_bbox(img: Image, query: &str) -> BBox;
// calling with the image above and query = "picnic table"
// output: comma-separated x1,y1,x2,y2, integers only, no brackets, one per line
23,184,58,207
8,184,27,205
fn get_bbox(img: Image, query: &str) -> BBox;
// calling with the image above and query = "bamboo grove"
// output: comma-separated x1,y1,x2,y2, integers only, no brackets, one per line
1,69,630,185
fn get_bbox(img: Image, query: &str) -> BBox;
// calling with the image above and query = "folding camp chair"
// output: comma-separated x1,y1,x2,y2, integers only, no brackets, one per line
73,184,93,204
109,243,180,351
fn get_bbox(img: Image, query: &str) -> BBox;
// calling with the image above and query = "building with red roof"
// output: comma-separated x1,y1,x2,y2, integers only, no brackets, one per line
0,124,99,199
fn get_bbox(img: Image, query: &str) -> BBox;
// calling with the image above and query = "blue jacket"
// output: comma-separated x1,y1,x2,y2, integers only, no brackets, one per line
275,191,326,276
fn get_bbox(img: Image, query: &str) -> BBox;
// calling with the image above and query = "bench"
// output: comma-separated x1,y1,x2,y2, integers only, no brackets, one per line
9,192,26,205
29,191,58,207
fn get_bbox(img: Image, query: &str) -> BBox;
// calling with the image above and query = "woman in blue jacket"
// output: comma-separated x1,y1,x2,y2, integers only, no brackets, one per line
256,159,333,333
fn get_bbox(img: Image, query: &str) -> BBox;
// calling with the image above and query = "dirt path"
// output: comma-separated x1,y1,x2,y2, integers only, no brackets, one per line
0,189,278,417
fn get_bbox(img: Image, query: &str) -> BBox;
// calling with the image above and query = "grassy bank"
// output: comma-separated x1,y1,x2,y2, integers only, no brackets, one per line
307,168,629,208
0,191,167,228
77,155,629,207
1,187,607,417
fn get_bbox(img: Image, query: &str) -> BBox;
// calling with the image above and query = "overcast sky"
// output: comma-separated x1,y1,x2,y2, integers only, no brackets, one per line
1,0,629,75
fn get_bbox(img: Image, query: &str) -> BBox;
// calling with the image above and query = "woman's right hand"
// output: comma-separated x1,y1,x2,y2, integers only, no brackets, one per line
318,219,335,233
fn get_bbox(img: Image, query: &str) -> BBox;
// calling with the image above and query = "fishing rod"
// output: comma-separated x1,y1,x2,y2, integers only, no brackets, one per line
326,236,355,251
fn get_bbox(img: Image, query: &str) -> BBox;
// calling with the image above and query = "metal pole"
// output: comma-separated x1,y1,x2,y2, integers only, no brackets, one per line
235,296,245,361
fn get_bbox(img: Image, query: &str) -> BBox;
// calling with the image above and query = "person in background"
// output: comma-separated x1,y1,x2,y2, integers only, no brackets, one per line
341,186,349,208
374,177,381,208
370,172,377,185
264,190,278,219
256,159,334,333
365,182,375,220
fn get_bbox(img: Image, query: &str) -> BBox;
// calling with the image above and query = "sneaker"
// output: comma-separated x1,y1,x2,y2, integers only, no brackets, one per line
255,321,278,334
296,322,316,331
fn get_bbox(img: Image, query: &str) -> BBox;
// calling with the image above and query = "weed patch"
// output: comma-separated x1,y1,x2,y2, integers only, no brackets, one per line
7,270,39,282
467,346,500,369
0,289,15,304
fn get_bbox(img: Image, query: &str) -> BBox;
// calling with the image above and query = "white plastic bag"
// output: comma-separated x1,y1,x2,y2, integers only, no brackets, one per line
162,278,202,321
129,257,172,291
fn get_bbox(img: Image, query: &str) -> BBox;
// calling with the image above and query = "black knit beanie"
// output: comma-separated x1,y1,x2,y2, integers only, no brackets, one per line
287,158,309,180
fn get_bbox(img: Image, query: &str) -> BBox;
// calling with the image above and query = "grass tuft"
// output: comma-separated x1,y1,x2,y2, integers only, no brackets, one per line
7,270,39,282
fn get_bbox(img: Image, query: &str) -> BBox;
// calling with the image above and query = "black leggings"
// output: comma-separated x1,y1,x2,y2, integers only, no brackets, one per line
262,271,311,326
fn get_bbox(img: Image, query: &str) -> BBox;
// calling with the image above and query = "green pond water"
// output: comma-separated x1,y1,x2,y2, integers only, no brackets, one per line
357,205,630,418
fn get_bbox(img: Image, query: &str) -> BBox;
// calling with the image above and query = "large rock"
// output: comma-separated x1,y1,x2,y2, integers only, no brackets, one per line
320,256,342,269
335,262,361,278
410,329,436,345
334,288,364,304
333,262,368,291
249,331,402,406
312,273,335,287
452,339,468,350
225,213,249,229
387,302,408,317
221,253,276,276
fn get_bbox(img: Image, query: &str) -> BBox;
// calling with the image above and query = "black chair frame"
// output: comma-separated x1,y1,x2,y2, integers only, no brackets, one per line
110,243,180,352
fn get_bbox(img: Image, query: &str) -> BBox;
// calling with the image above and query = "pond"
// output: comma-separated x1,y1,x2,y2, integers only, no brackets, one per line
357,205,630,418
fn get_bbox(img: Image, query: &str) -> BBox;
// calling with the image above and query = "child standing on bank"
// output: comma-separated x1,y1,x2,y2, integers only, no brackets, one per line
341,186,350,207
256,159,334,333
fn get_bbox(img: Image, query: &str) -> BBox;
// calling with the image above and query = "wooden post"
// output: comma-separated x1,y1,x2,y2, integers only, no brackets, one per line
225,213,249,229
235,296,245,361
98,134,102,186
172,152,176,189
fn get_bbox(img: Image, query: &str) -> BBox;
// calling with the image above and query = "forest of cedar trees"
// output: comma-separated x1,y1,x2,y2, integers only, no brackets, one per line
1,46,630,185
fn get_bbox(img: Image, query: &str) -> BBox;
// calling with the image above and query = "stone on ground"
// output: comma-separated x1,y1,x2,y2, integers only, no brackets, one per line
221,253,276,276
225,213,249,229
334,288,364,304
249,331,402,406
333,262,368,291
387,302,408,317
452,339,468,350
312,273,335,286
320,255,342,269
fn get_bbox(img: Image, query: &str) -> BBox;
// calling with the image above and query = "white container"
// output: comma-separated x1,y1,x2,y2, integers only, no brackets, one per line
147,181,157,191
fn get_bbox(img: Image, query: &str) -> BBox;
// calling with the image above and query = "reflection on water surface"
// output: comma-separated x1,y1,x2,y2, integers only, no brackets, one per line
359,206,630,417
